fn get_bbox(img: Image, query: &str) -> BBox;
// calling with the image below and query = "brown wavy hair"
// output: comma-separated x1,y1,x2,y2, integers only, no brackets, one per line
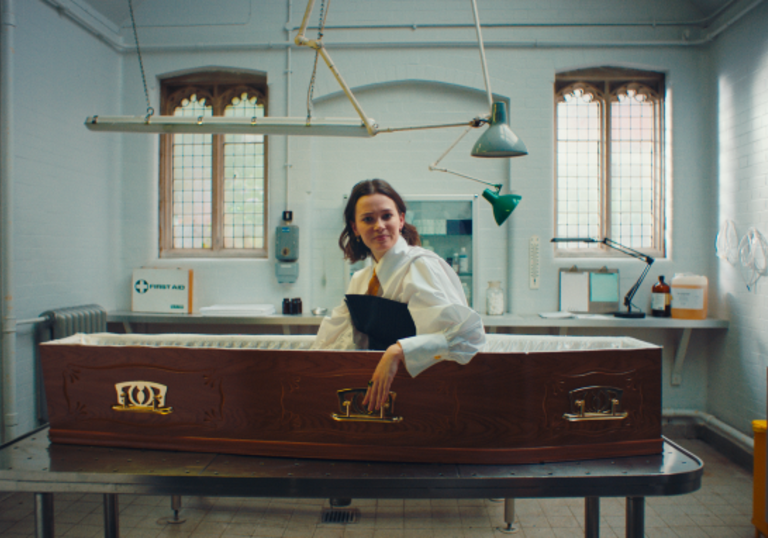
339,179,421,262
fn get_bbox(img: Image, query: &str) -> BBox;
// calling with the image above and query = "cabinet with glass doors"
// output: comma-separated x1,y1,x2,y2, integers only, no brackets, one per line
405,195,478,309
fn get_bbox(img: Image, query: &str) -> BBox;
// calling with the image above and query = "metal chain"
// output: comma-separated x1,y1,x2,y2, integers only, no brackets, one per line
306,0,330,120
128,0,154,119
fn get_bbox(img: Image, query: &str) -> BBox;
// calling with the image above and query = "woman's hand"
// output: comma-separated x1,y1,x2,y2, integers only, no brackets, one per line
363,342,404,412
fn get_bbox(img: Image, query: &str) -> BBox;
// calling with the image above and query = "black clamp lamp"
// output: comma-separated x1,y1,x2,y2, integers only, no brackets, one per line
550,237,655,318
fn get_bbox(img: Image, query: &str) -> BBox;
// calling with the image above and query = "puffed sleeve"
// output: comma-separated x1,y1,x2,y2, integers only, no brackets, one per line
397,256,486,377
311,270,369,350
311,300,356,350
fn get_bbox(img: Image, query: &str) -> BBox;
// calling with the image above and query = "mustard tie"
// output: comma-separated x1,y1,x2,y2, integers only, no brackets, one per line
366,269,381,297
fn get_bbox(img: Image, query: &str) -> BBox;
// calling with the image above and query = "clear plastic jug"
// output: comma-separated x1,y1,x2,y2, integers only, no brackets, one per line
671,274,708,320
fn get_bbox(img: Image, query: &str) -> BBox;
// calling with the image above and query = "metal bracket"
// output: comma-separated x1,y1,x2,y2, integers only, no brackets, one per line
671,328,692,386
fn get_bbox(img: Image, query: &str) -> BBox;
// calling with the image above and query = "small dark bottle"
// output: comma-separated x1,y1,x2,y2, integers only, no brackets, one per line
651,276,671,318
291,298,302,315
282,298,291,315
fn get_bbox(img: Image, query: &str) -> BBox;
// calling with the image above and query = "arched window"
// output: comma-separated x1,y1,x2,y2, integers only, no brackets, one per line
555,67,665,257
159,69,268,257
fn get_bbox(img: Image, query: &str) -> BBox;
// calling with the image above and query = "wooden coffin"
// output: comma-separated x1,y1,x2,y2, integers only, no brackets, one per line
40,333,662,464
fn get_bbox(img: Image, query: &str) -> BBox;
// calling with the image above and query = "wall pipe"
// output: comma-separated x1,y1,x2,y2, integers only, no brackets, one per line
16,317,47,326
663,408,754,452
1,0,18,444
292,0,742,32
48,0,765,55
285,0,292,213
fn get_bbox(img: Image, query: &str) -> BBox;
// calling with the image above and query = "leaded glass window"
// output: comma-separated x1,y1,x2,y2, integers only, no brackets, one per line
159,70,267,257
554,68,665,257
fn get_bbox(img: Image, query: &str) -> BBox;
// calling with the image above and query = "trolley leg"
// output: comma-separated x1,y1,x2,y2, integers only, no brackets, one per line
496,498,519,533
585,497,600,538
34,493,54,538
103,494,119,538
171,496,182,520
158,495,186,525
626,497,645,538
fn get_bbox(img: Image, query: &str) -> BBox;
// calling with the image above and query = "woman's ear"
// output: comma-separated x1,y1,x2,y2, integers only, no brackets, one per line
351,222,358,236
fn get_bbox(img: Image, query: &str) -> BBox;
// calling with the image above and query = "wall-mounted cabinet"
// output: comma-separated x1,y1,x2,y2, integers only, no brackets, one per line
406,195,478,309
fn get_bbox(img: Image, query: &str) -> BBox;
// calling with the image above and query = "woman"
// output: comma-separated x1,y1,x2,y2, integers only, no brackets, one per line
312,179,486,413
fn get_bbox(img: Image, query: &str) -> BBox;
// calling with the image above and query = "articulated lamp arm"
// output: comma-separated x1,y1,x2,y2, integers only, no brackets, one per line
427,122,500,191
600,239,654,312
294,0,378,136
428,123,522,226
550,237,655,317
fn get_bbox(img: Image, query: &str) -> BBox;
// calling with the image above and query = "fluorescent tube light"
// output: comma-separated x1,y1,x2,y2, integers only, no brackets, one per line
84,115,376,137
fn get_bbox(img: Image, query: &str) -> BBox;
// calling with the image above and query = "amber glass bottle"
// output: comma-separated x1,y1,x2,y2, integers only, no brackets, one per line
651,276,671,317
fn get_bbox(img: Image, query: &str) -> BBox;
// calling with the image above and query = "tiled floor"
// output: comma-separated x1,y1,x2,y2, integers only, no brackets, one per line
0,439,756,537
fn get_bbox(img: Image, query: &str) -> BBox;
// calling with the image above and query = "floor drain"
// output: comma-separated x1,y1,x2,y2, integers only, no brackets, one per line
321,508,359,524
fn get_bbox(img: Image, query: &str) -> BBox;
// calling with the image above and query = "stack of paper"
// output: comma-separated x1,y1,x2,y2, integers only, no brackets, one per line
538,312,614,320
199,304,276,316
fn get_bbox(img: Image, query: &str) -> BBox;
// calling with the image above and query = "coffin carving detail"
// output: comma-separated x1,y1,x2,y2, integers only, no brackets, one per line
112,381,173,415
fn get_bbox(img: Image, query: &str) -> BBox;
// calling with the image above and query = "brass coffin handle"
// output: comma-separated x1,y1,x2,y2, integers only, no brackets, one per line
563,386,628,422
332,388,403,423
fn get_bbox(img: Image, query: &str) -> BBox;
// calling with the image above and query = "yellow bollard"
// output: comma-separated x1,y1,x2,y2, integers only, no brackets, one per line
753,420,767,538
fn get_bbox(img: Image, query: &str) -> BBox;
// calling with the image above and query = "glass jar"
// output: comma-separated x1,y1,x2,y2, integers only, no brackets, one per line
486,281,504,315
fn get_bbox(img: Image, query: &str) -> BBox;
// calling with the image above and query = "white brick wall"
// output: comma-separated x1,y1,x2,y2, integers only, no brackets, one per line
9,1,123,433
709,1,768,435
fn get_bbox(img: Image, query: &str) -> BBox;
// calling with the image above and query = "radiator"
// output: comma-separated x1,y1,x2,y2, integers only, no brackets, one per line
40,304,107,340
35,304,107,425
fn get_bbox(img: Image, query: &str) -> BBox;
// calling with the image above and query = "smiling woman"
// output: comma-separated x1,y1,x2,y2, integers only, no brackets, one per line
311,179,486,413
352,194,405,262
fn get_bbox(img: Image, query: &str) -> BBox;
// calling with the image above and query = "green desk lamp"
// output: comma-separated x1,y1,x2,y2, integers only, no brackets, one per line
482,184,522,226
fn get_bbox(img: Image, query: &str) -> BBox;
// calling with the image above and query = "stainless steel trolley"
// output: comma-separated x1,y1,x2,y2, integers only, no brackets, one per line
0,428,703,538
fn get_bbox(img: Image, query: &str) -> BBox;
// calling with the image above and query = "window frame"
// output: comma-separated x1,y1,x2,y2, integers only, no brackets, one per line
158,69,269,258
554,67,666,259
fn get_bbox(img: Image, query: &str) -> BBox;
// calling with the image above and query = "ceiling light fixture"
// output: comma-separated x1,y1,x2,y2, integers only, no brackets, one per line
85,1,526,149
427,0,526,224
87,0,527,225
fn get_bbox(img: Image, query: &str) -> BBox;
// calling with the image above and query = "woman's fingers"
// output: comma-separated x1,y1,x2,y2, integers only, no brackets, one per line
365,344,403,412
362,379,383,409
362,384,374,407
376,377,393,410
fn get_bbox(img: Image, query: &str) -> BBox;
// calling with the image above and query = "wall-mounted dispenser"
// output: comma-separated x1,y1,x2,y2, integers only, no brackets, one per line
276,211,299,284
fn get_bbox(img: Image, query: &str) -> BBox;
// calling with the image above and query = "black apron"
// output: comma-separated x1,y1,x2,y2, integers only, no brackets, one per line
345,294,416,351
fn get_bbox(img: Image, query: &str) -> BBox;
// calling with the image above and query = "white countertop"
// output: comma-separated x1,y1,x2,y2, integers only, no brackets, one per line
109,311,728,330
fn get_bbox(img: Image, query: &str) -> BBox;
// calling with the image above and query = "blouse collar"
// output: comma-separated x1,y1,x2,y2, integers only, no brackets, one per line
372,236,409,284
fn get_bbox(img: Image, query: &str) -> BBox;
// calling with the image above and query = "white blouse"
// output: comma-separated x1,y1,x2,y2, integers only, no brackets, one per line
311,236,486,377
